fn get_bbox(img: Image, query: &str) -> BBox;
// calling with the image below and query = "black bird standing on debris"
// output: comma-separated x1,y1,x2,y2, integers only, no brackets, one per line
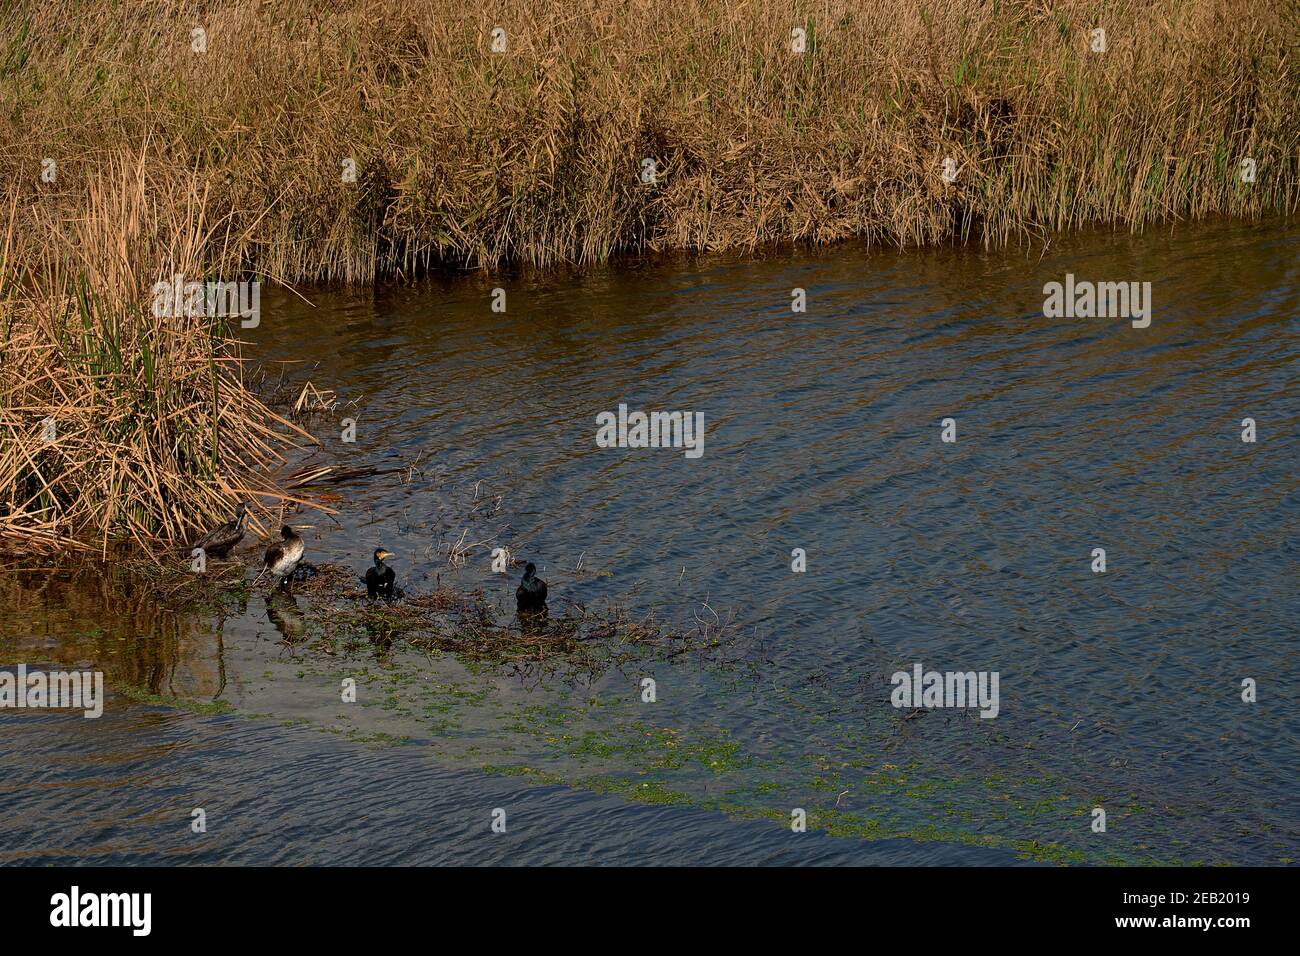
193,502,248,558
363,548,396,599
262,525,305,590
516,562,548,614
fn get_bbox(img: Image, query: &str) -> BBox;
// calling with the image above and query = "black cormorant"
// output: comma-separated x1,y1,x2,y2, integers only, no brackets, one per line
516,562,548,614
362,548,396,599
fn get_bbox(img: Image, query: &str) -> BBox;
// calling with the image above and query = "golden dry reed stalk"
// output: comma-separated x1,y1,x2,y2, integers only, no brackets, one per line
0,1,1296,555
0,152,315,556
0,0,1296,280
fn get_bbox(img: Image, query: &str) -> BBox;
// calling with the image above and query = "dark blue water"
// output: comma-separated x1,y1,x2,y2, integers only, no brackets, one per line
2,217,1296,864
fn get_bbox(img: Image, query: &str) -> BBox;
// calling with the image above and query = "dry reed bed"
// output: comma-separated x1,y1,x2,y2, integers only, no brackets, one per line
0,0,1296,554
1,0,1296,281
0,155,316,554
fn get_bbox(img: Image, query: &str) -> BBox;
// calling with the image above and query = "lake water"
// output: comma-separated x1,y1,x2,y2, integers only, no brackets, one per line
2,217,1296,865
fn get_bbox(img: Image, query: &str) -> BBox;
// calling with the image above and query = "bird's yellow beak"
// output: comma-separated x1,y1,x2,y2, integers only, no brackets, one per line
377,550,393,561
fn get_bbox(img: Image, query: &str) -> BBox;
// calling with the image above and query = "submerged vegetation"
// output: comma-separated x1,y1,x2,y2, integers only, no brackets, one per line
2,555,1285,864
0,0,1296,552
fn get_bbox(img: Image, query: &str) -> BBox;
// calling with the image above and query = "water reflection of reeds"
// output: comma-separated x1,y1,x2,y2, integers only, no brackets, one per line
0,560,224,700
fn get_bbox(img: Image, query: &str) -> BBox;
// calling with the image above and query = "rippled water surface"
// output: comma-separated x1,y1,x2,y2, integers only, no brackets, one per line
2,218,1297,864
